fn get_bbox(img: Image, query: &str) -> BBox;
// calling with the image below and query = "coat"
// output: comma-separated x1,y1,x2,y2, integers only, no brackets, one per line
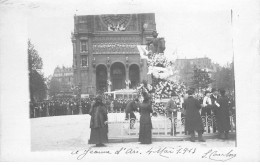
215,96,231,132
183,96,204,132
125,101,138,113
139,101,153,144
89,102,108,144
89,103,108,129
210,95,219,113
139,102,153,125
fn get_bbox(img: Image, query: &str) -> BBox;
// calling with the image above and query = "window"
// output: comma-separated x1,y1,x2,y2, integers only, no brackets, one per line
81,55,88,67
80,40,88,52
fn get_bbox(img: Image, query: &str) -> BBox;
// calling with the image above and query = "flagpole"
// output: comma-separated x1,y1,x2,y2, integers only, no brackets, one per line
231,9,237,147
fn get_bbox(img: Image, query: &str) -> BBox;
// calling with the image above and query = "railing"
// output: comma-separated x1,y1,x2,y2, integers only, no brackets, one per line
108,112,236,138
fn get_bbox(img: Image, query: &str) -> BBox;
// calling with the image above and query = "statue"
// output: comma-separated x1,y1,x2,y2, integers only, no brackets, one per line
125,80,131,89
147,30,166,54
107,80,112,92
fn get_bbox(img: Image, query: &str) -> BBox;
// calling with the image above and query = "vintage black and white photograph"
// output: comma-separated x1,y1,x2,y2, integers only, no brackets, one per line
1,0,260,162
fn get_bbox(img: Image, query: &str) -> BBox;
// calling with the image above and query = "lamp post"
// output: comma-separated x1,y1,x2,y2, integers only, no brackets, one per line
78,83,83,114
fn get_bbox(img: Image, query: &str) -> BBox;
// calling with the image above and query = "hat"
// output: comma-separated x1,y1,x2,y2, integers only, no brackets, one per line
219,89,226,96
95,95,102,102
187,90,194,95
211,88,217,93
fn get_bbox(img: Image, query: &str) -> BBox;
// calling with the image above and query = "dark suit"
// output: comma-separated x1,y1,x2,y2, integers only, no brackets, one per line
216,96,231,133
210,94,219,133
125,101,138,120
183,96,203,132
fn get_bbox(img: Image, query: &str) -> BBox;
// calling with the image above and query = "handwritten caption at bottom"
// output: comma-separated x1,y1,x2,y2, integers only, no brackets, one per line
71,146,236,161
71,146,196,160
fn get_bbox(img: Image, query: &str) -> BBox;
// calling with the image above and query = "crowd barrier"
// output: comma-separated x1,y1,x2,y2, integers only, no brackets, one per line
107,113,236,138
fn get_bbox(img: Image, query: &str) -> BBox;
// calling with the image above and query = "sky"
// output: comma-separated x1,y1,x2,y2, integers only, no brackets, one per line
1,0,255,76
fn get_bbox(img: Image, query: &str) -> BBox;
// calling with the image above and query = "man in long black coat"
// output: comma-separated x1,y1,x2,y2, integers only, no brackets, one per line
210,88,219,133
215,89,231,139
183,90,205,142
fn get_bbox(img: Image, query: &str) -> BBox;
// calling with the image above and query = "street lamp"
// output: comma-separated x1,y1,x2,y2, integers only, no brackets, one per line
78,83,83,114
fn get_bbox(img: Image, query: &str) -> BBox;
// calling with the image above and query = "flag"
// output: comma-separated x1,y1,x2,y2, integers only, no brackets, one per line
137,45,149,59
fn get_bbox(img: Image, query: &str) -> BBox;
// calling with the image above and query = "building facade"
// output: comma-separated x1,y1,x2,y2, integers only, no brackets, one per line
52,66,74,94
71,13,157,95
175,57,212,70
174,57,215,86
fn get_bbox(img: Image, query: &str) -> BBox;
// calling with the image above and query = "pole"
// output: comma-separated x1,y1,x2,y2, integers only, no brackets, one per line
231,9,237,146
79,85,83,115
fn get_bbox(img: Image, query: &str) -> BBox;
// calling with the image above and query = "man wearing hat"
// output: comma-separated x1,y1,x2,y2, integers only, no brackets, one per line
183,90,205,142
215,89,231,139
166,92,180,136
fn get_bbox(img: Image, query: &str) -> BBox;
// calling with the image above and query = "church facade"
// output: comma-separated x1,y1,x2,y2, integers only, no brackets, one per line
71,13,157,95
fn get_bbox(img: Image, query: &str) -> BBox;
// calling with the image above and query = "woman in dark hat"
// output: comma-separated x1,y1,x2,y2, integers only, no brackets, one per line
139,92,153,144
183,90,205,142
89,95,108,147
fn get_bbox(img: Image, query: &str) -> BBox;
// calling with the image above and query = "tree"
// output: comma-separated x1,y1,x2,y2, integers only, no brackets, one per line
179,61,193,86
212,64,235,90
48,78,61,98
28,40,43,72
192,66,213,89
29,70,47,101
28,39,47,102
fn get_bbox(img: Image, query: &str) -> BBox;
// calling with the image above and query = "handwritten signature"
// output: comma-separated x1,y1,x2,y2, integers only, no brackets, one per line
202,149,236,162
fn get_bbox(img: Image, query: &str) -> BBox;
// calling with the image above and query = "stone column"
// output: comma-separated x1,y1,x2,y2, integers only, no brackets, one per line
92,57,96,95
107,66,111,92
125,65,129,89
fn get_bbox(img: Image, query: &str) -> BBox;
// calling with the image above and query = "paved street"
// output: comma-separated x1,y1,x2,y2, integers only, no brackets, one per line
31,114,236,152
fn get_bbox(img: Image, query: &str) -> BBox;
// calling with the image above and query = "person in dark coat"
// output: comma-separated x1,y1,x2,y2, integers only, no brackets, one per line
215,89,231,139
210,88,219,133
139,92,153,144
183,90,205,142
89,95,108,147
125,98,139,129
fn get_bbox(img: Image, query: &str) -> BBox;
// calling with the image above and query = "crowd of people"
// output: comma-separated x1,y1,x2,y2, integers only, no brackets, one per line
29,97,135,118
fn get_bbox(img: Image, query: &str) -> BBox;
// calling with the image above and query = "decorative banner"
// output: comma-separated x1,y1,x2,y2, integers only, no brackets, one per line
93,43,139,54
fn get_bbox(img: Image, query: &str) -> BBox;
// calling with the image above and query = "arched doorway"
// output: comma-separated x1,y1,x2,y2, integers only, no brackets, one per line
110,62,125,91
129,64,140,88
96,65,107,94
